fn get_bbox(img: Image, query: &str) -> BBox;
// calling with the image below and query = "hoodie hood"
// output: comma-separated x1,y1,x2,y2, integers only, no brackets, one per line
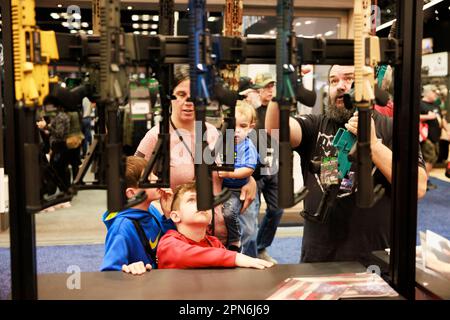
103,207,151,230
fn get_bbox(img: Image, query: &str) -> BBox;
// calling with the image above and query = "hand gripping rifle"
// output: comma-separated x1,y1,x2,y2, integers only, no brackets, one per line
138,0,173,190
275,0,309,208
98,0,146,211
352,0,385,208
188,0,231,211
11,0,73,212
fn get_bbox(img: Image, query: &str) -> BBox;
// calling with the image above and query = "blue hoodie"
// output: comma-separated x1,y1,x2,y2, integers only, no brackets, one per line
100,205,176,271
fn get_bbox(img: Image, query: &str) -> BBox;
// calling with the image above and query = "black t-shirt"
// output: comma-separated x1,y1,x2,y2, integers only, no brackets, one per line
420,101,441,143
294,111,425,266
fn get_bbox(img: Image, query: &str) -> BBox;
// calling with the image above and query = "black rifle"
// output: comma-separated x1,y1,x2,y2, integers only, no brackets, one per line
98,0,146,211
138,0,173,189
275,0,309,208
188,0,231,212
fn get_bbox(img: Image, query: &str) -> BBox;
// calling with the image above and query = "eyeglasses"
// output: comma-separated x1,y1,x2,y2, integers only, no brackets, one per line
329,74,354,87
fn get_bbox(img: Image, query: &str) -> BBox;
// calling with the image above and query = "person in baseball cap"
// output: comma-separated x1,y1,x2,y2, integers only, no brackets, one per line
253,72,276,89
238,76,261,108
254,72,276,107
238,76,257,95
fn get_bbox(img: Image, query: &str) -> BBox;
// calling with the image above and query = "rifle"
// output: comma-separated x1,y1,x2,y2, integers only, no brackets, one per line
10,0,72,213
138,0,173,190
188,0,231,211
275,0,309,208
97,0,146,211
352,0,385,208
212,0,243,172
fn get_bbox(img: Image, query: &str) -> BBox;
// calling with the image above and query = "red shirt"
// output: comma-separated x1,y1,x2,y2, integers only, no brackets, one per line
157,230,237,269
374,100,394,118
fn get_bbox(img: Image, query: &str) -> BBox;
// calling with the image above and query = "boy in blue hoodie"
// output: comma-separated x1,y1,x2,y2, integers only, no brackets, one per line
101,156,175,274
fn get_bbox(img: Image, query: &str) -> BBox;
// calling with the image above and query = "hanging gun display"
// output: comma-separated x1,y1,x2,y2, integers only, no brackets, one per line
212,0,243,172
188,0,231,211
138,0,173,189
351,0,385,208
3,0,423,301
275,0,310,208
10,0,72,213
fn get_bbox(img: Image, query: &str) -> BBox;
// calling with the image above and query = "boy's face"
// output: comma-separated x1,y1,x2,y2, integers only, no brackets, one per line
126,172,160,203
235,111,254,143
171,191,212,226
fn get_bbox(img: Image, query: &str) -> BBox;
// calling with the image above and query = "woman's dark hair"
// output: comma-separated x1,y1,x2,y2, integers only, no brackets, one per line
174,64,190,87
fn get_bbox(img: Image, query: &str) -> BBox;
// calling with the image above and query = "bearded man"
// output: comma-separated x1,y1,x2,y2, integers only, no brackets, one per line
265,65,427,266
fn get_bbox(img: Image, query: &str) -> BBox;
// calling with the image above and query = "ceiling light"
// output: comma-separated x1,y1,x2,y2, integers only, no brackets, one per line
132,15,139,21
62,21,69,27
142,24,149,30
57,4,62,8
208,16,218,22
150,31,157,35
87,30,93,35
153,16,159,22
72,13,81,20
142,31,149,35
50,12,60,19
324,31,334,37
435,10,439,14
269,30,276,35
132,23,140,29
70,30,77,34
134,31,141,35
436,16,440,20
387,9,391,14
317,33,323,37
127,6,133,10
304,20,313,25
295,22,301,26
151,24,158,29
81,22,89,28
142,15,150,21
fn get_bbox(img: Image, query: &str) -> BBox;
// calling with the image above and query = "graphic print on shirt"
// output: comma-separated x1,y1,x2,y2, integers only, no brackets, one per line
314,131,355,193
315,132,337,159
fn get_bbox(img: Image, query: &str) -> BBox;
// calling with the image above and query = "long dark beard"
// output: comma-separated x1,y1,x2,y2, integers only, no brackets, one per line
326,101,355,124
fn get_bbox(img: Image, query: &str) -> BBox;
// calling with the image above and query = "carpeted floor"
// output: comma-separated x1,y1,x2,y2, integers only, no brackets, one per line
417,177,450,242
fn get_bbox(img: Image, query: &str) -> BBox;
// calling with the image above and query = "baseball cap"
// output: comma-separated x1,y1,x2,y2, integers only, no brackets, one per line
254,72,275,89
238,76,258,96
